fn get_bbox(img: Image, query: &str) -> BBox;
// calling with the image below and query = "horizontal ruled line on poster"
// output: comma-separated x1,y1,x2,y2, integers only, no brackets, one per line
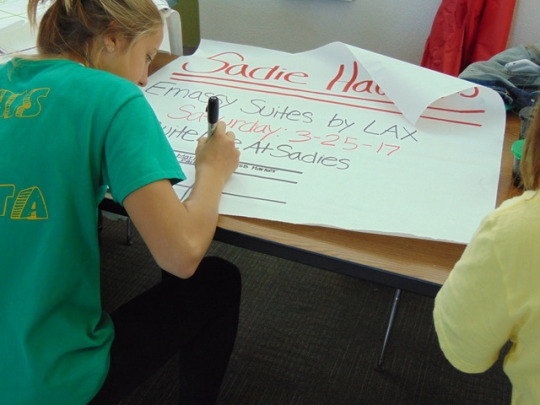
160,74,484,127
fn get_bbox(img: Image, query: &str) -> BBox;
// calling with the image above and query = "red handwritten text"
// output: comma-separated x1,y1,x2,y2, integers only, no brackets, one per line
182,52,309,84
326,62,385,96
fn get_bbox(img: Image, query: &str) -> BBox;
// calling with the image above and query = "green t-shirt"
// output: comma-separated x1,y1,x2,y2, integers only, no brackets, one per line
0,58,185,404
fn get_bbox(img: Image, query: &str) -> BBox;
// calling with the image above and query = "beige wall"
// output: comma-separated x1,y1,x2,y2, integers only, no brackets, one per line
199,0,539,65
508,0,540,49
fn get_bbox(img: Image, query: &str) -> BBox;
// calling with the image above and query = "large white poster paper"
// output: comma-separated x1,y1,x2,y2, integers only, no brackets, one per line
143,40,506,244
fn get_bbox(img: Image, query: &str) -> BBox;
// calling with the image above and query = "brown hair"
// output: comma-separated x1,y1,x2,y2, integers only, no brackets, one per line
520,101,540,190
27,0,162,67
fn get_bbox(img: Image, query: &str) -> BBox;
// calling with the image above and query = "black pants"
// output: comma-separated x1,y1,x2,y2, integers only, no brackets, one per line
90,256,241,405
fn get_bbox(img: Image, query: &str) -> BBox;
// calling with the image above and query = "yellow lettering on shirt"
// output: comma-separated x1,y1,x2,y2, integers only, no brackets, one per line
0,88,50,118
0,184,48,220
0,185,15,216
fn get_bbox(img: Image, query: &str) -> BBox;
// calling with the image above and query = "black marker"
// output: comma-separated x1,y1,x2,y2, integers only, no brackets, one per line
206,96,219,138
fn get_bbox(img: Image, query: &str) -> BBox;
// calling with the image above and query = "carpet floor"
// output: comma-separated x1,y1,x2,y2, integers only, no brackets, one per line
99,216,512,405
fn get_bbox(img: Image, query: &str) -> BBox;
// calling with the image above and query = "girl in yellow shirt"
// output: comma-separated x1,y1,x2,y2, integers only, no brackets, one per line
434,101,540,405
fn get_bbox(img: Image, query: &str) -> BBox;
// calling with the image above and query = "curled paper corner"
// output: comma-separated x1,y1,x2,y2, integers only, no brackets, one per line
343,44,484,125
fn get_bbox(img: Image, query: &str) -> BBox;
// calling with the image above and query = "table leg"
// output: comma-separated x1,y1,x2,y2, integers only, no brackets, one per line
126,217,133,245
374,288,402,371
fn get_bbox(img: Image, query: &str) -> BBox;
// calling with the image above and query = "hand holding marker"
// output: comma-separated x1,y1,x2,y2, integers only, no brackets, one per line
206,96,219,138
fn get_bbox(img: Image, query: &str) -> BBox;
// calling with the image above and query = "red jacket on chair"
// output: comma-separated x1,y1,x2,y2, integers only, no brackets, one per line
421,0,517,76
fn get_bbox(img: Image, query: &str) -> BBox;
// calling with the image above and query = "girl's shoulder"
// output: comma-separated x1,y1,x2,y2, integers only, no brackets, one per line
5,57,140,96
485,191,540,241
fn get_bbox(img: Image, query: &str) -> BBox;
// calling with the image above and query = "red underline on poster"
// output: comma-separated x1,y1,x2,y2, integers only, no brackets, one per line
172,73,396,107
170,72,484,127
171,73,484,115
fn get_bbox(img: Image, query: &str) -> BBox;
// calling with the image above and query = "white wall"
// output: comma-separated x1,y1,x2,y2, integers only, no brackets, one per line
508,0,540,49
199,0,539,66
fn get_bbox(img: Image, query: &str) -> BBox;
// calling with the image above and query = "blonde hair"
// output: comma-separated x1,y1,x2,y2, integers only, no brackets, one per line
27,0,162,66
520,101,540,190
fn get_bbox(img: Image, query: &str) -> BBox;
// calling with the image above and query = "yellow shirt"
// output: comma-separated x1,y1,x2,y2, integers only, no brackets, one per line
434,190,540,405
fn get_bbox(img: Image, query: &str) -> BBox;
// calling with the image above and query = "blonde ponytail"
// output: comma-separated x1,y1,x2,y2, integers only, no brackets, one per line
521,102,540,190
27,0,162,65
